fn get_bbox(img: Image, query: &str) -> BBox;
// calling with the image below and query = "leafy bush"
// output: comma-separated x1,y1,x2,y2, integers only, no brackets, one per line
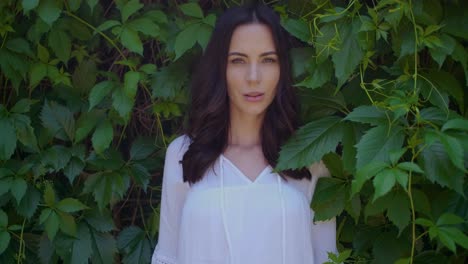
0,0,466,263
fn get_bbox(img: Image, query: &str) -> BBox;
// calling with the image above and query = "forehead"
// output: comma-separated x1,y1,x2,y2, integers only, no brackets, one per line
228,23,276,53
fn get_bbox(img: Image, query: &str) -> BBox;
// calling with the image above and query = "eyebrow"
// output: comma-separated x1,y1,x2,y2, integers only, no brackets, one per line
228,51,277,57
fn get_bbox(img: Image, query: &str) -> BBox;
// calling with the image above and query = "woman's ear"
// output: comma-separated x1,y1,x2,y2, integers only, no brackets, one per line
307,160,330,178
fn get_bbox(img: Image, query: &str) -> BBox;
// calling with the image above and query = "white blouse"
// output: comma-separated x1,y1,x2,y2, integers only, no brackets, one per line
151,135,337,264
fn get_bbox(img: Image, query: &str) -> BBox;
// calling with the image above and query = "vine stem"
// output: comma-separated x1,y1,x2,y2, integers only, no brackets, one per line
408,1,420,262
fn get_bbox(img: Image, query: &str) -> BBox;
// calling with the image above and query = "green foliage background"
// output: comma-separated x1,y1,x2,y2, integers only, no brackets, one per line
0,0,467,263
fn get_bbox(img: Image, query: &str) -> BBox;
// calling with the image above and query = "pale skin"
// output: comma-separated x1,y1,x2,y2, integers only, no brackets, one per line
223,23,279,182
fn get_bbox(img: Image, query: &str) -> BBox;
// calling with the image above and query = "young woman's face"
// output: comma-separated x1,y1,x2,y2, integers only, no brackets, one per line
226,23,280,118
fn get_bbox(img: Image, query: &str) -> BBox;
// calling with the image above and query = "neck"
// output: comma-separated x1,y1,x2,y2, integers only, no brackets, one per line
228,111,264,146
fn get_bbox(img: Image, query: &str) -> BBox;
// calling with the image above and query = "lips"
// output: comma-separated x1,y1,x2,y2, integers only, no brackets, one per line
243,92,265,102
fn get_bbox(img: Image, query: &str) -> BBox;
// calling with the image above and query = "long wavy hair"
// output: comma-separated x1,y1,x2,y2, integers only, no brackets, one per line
182,3,310,184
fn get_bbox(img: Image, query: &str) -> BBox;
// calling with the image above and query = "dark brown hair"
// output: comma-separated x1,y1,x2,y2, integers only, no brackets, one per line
182,3,310,184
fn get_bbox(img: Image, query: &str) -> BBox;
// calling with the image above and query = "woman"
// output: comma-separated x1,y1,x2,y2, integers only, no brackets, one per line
152,4,337,264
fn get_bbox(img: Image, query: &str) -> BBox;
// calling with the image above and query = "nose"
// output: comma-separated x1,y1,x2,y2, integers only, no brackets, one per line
246,63,260,84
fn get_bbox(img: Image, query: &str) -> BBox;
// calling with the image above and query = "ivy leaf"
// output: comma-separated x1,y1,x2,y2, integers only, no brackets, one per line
344,105,390,125
120,27,143,55
130,137,156,161
89,229,117,264
17,185,41,218
128,163,150,190
0,118,17,160
42,145,72,171
95,20,121,34
355,125,405,169
179,2,204,19
11,99,35,113
277,116,343,170
70,223,93,264
387,191,411,234
127,18,159,37
48,28,71,63
373,168,397,201
29,63,47,88
174,23,199,60
92,120,113,154
0,230,10,255
196,23,212,50
281,17,310,43
43,210,60,240
419,140,464,194
40,100,75,141
332,20,364,87
56,198,88,213
120,0,143,22
437,132,465,171
22,0,40,13
442,118,468,132
64,157,85,183
86,0,98,12
75,110,102,143
85,208,115,233
13,113,39,152
124,71,139,99
422,70,464,112
38,234,54,264
295,60,333,89
436,213,464,226
10,178,27,204
117,226,152,264
37,0,62,26
58,211,77,237
352,162,388,196
311,177,347,221
151,62,189,99
89,81,114,111
112,87,134,123
397,162,424,174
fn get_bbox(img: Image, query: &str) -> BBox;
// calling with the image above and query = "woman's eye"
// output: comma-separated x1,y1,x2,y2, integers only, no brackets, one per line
263,57,277,63
230,58,245,64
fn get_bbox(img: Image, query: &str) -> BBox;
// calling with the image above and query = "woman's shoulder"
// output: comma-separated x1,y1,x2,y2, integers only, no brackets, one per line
166,134,192,157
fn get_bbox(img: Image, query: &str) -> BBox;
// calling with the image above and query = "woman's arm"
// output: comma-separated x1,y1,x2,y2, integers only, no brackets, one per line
152,136,190,264
308,161,338,264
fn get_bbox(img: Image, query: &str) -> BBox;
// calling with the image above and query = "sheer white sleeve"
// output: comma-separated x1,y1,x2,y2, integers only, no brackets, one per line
151,136,190,264
308,161,338,264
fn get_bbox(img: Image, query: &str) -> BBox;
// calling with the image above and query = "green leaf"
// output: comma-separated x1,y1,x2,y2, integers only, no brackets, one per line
89,229,117,264
0,119,17,160
58,211,77,236
124,71,139,99
40,100,75,141
85,208,115,232
112,87,134,123
179,2,204,19
151,62,189,99
44,210,60,240
86,0,98,12
438,132,465,171
311,178,347,221
75,110,102,143
277,116,343,170
355,125,405,169
121,0,143,22
436,213,464,226
89,81,114,111
373,168,396,200
17,185,41,218
344,105,390,125
22,0,40,12
130,137,156,160
64,157,85,183
332,20,364,87
437,227,457,252
42,145,72,171
92,120,113,154
127,18,159,37
70,224,93,264
117,226,152,264
29,63,47,88
48,29,71,63
352,162,387,196
38,234,54,264
56,198,88,213
342,122,357,173
120,27,143,55
11,99,35,113
422,70,464,112
94,20,121,34
418,141,464,194
196,24,212,50
174,23,199,60
281,18,310,43
0,231,10,255
442,118,468,132
322,153,345,179
415,218,434,227
13,113,39,151
37,0,62,26
386,191,411,234
128,164,150,190
397,162,424,174
11,178,27,204
440,227,468,250
44,182,55,206
0,210,7,227
295,60,333,89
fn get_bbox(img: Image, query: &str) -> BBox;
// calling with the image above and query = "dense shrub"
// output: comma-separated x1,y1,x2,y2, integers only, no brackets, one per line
0,0,466,263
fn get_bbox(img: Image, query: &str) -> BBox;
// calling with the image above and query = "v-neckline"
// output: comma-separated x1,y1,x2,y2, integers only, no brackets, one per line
221,154,271,184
